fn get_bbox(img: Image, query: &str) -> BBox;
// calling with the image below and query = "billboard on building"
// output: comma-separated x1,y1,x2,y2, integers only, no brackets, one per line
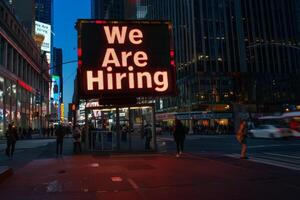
77,20,176,101
51,75,60,120
35,21,51,52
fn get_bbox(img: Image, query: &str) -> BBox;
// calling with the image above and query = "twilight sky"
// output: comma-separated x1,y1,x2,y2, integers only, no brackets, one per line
53,0,91,116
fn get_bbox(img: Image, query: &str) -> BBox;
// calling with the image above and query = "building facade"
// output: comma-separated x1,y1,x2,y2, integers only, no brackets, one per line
91,0,137,19
35,0,52,25
142,0,300,114
0,0,50,137
7,0,36,35
90,0,300,131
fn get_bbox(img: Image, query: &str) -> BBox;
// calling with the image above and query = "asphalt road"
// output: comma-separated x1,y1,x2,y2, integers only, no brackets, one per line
158,134,300,171
1,136,300,199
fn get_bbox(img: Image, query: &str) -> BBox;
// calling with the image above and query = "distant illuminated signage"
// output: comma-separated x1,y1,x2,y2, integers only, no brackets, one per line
60,103,64,122
77,20,176,100
51,75,60,120
17,80,33,92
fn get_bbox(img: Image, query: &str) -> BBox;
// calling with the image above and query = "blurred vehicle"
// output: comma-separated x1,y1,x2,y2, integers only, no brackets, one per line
258,111,300,137
248,124,294,139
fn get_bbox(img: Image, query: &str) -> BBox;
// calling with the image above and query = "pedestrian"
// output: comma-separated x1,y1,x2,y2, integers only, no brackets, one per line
121,124,128,142
144,124,152,150
173,119,186,157
73,126,82,153
236,119,248,159
50,125,54,136
5,122,18,159
55,124,65,157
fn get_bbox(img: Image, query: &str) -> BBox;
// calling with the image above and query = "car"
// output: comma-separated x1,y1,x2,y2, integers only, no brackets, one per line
248,124,294,139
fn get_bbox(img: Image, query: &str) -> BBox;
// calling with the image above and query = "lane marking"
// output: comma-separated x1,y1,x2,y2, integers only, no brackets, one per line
225,153,300,171
264,152,300,159
255,155,300,165
248,144,300,149
128,178,139,190
250,157,300,171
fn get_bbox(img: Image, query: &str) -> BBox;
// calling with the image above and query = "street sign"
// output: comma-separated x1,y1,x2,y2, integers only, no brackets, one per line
76,20,176,101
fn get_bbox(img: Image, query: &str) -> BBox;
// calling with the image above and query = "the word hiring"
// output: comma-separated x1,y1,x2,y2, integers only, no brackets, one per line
86,26,169,92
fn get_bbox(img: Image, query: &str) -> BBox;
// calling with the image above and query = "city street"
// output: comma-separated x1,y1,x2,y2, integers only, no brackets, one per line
0,135,300,199
159,134,300,171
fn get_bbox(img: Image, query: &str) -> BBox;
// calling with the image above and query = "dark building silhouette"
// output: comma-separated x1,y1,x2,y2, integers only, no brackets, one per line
91,0,137,19
35,0,52,25
90,0,300,120
139,0,300,114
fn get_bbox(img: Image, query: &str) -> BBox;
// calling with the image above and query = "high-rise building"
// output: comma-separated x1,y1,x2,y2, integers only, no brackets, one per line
0,0,50,137
141,0,300,112
7,0,36,35
241,0,300,109
90,0,300,130
35,0,52,25
91,0,137,19
34,0,53,67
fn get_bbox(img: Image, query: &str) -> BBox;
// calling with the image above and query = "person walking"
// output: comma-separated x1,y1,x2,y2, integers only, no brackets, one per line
55,125,65,157
73,126,82,154
236,119,248,159
173,119,186,157
144,124,152,150
5,123,18,159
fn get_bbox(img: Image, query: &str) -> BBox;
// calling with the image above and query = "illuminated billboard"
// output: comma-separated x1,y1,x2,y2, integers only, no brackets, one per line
77,20,176,100
35,21,51,52
51,75,60,120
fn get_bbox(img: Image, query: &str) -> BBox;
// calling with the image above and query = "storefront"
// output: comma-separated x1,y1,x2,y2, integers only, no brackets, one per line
77,102,156,152
175,112,233,134
0,74,43,138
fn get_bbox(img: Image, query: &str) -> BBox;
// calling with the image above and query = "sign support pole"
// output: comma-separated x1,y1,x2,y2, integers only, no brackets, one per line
116,107,120,151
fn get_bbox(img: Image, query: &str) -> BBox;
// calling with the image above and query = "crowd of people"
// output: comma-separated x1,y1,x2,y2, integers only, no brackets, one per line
3,118,250,160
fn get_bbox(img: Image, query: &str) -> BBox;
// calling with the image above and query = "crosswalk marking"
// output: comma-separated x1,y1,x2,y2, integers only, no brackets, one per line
263,152,300,159
225,152,300,171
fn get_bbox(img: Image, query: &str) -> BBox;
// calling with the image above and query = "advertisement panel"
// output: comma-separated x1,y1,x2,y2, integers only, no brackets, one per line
51,75,60,120
77,20,176,101
35,21,52,52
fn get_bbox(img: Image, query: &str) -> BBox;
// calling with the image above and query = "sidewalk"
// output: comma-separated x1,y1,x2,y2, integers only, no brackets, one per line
0,152,300,199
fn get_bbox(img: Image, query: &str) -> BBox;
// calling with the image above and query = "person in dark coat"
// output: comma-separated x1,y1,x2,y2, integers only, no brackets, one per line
5,123,18,159
144,124,152,150
173,119,186,157
55,125,65,157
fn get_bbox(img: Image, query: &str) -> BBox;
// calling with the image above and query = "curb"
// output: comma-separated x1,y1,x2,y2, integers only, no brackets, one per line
0,166,13,184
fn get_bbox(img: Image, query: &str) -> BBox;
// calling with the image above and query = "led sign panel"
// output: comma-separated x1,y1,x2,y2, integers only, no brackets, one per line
77,20,176,100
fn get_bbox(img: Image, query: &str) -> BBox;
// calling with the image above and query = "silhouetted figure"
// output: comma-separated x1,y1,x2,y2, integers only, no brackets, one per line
50,126,54,136
28,127,33,139
173,119,186,157
55,125,65,157
236,120,248,159
73,126,82,153
144,124,152,150
5,123,18,159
